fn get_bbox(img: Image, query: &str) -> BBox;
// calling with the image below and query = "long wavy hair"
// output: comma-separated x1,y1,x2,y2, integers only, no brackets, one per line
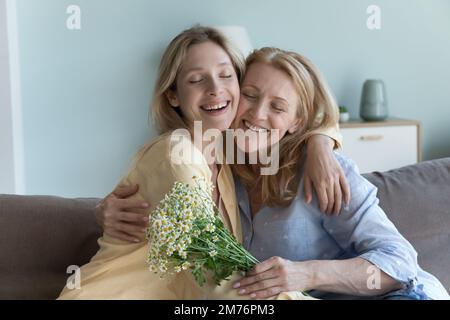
233,47,339,207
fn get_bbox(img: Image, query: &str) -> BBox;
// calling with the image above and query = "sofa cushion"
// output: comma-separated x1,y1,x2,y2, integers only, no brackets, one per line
363,158,450,292
0,195,101,299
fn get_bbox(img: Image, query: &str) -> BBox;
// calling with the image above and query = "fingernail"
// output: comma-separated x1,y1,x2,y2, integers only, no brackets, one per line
238,289,246,294
141,228,147,233
250,293,256,298
142,203,149,208
142,217,149,221
233,282,240,289
133,239,140,243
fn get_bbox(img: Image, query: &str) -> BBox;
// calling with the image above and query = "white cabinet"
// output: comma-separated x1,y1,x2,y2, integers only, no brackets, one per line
339,119,422,173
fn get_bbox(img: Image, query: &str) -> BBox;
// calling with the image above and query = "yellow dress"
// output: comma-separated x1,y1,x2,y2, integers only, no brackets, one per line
58,127,340,300
57,132,241,299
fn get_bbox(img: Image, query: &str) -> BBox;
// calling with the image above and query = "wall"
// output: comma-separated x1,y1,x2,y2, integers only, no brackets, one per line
1,0,24,194
12,0,450,197
0,0,14,193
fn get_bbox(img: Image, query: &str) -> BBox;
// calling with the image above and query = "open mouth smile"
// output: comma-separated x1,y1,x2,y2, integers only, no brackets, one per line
243,120,269,133
200,101,230,115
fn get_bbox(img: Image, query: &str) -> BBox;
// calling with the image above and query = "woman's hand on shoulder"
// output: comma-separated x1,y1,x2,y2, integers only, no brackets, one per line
304,135,350,215
95,184,150,243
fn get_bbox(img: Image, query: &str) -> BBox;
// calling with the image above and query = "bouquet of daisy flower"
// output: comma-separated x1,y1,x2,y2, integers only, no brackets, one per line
146,176,259,286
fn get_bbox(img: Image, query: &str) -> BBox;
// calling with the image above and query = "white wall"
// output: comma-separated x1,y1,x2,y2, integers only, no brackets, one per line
0,0,24,194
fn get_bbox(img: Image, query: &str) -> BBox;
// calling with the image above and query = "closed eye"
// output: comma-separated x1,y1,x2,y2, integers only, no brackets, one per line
242,92,256,99
271,104,285,112
189,79,203,84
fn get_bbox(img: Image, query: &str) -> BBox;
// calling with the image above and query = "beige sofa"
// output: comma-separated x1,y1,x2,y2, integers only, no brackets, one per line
1,158,449,299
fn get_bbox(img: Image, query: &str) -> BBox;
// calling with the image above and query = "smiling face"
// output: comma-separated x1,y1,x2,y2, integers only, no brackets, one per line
234,62,302,154
166,41,241,133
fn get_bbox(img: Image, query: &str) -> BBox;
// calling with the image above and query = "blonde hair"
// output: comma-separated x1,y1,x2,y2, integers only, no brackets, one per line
151,26,246,134
233,47,339,207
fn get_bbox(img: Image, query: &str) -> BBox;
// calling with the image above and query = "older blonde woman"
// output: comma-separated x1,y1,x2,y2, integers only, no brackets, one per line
230,48,449,300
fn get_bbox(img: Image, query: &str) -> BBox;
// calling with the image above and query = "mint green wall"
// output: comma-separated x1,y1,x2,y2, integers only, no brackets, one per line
16,0,450,197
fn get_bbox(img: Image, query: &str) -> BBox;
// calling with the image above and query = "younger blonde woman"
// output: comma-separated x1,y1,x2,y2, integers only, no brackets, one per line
59,26,245,299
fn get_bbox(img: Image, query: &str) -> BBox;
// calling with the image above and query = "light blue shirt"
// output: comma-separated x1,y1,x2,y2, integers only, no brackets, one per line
236,153,449,300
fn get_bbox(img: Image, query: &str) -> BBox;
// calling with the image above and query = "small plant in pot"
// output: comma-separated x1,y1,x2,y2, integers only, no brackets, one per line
339,106,350,123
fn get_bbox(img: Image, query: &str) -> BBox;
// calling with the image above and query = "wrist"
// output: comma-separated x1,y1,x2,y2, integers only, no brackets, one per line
300,260,322,291
307,260,347,293
307,134,334,152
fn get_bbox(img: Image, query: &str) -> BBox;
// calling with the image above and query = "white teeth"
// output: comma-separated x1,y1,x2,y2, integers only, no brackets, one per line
244,120,268,132
202,102,228,110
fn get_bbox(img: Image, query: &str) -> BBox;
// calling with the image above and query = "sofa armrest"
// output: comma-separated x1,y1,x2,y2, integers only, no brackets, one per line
0,194,102,299
363,158,450,293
